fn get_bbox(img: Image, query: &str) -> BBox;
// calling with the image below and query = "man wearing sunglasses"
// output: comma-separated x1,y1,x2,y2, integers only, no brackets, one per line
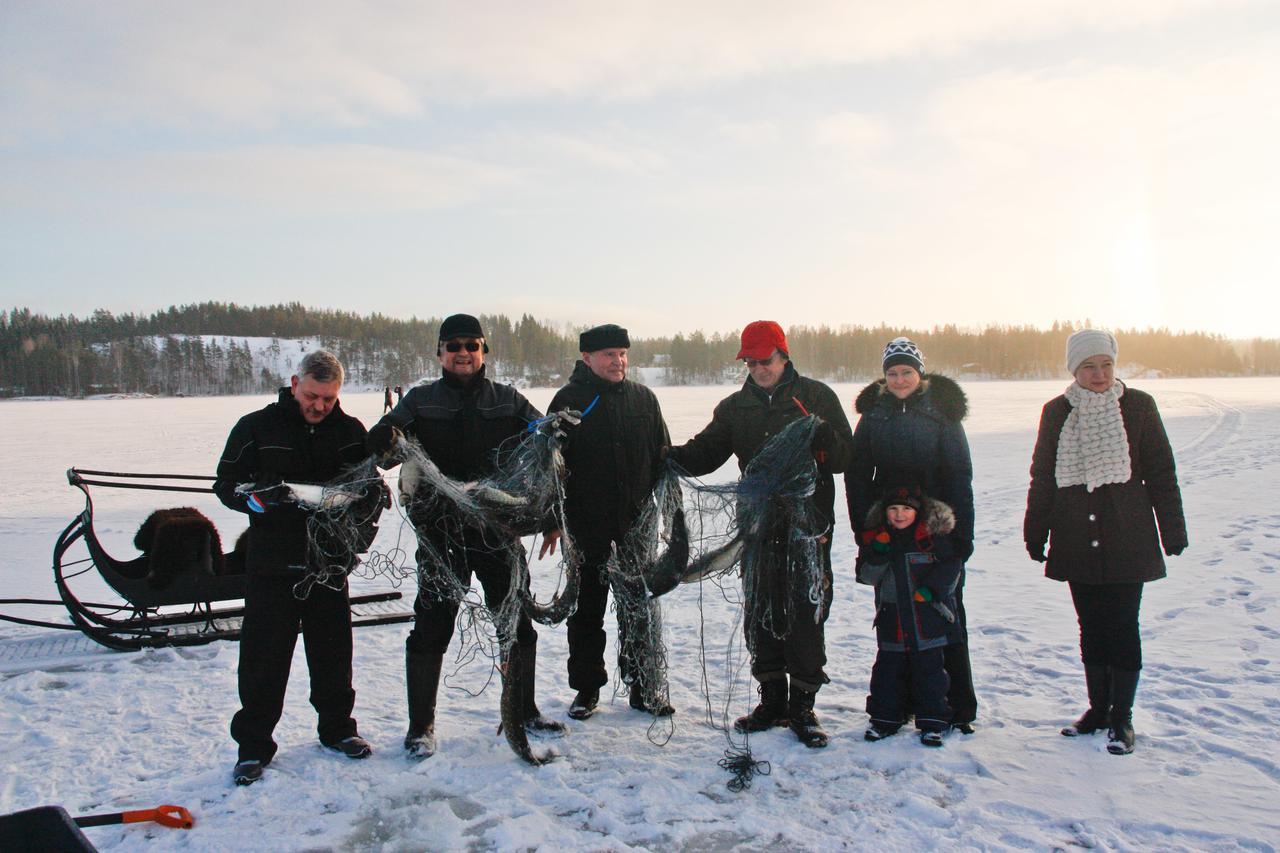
541,323,675,720
665,320,853,748
366,313,565,759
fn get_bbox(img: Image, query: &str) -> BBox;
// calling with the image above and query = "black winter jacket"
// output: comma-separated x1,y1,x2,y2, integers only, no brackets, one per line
856,496,963,652
846,375,975,546
1024,383,1187,584
214,388,368,575
549,361,670,537
667,363,854,535
375,366,542,481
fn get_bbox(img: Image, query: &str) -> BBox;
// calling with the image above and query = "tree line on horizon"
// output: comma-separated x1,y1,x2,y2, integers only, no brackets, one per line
2,303,1277,398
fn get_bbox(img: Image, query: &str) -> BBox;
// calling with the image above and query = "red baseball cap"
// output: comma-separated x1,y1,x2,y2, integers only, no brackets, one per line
736,320,788,360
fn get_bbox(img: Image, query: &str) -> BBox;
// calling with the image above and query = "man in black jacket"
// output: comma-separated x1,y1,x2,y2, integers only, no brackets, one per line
542,323,674,720
666,321,853,748
214,350,375,786
366,313,564,758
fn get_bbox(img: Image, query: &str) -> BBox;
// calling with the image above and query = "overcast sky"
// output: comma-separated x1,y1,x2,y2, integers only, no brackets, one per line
3,1,1278,339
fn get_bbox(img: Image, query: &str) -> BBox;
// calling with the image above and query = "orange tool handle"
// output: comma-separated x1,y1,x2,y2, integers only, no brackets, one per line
121,804,194,829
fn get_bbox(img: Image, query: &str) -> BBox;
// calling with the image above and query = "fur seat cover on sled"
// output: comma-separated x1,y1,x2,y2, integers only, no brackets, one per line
132,507,227,588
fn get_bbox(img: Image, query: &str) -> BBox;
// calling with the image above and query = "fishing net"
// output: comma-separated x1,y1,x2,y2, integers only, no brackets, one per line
598,470,683,742
296,423,582,668
659,414,824,790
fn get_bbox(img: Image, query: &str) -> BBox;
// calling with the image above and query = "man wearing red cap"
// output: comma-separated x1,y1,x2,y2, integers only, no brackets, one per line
666,320,853,748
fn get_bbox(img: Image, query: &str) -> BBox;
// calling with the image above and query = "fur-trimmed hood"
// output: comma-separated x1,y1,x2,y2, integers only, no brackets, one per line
854,373,968,422
863,494,956,537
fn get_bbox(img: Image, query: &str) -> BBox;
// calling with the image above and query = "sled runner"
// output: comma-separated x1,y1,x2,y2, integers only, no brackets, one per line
28,468,414,651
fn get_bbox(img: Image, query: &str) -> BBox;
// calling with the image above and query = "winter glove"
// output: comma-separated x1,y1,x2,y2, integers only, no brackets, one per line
863,530,891,559
811,418,835,453
237,482,290,513
539,408,582,441
913,586,935,603
1026,541,1047,563
954,538,974,562
1164,541,1187,557
366,422,402,459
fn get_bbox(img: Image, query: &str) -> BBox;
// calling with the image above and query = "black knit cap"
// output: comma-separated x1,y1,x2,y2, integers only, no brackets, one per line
438,313,485,341
579,323,630,353
881,482,924,511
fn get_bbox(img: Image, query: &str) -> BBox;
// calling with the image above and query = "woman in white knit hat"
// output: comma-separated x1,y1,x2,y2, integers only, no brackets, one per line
1023,329,1188,755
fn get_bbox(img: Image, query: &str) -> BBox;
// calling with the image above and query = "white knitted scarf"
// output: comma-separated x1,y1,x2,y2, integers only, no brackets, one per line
1055,381,1131,492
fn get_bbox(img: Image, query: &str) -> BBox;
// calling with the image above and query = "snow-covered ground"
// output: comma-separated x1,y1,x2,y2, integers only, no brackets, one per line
1,378,1278,851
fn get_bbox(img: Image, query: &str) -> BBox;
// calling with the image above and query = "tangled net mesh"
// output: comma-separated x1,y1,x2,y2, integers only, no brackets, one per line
292,411,824,789
298,424,582,676
661,414,824,790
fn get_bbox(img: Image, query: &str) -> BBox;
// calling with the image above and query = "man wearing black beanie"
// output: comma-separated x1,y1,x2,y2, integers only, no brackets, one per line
543,323,675,719
366,313,565,758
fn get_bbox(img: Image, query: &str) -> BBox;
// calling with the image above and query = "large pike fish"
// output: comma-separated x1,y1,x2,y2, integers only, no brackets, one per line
498,643,554,766
642,508,690,598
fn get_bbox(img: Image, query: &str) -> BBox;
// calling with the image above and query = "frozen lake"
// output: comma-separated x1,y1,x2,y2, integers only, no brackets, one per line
1,376,1278,850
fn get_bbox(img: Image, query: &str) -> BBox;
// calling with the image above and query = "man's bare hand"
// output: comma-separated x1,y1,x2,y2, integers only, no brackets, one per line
538,530,562,559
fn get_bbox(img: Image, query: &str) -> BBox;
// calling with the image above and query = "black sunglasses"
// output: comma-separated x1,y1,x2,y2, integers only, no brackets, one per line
444,340,482,353
743,354,777,368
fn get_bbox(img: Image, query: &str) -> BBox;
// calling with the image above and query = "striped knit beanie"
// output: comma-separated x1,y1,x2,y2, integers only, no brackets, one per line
882,337,925,374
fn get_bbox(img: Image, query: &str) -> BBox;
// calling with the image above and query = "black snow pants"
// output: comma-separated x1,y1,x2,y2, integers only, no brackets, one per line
407,523,537,655
867,647,951,733
565,530,653,692
748,532,833,693
1069,580,1144,671
231,573,357,763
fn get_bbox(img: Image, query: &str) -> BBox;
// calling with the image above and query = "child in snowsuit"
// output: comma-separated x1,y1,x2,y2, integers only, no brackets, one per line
857,483,964,747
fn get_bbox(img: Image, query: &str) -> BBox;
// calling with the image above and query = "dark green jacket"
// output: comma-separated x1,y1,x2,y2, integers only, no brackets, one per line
667,362,853,535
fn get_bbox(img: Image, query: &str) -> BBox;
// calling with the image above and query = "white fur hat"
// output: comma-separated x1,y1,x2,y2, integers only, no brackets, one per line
1066,329,1118,374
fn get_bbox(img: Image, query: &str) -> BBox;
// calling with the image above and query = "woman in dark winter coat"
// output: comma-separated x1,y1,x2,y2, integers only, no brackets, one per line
1024,329,1187,755
857,483,964,747
845,337,979,732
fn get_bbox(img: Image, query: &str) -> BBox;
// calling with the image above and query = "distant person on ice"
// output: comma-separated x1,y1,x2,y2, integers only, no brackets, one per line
365,313,565,759
541,323,675,720
214,350,376,786
857,483,964,747
1024,329,1187,755
665,321,852,748
383,385,393,414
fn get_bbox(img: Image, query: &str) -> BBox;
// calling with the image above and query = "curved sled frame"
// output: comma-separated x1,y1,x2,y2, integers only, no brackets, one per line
53,468,409,651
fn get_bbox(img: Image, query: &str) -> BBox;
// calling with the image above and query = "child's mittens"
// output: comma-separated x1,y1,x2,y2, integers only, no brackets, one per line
913,586,934,603
870,527,890,555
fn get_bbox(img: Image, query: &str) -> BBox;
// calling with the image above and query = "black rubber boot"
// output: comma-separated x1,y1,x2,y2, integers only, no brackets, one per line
1107,668,1140,755
568,688,599,720
519,642,567,737
628,680,675,717
788,684,829,749
1062,663,1111,737
405,645,442,759
734,678,789,733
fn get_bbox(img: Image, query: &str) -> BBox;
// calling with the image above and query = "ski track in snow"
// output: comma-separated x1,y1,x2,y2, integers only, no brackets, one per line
1,379,1279,851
